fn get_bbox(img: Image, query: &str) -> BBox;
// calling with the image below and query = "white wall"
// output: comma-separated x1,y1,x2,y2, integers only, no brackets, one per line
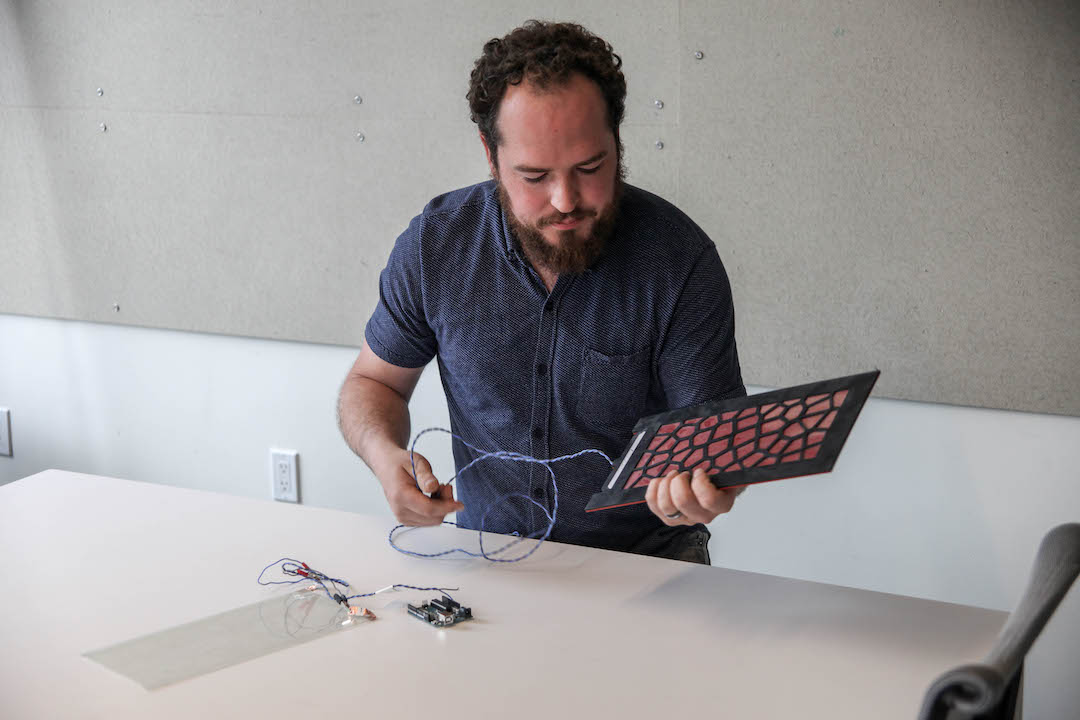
2,311,1078,717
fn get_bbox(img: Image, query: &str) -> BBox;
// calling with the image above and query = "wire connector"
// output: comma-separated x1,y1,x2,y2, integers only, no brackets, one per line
349,606,376,620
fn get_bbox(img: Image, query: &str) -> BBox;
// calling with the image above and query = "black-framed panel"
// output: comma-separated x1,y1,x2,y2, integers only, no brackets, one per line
586,371,880,512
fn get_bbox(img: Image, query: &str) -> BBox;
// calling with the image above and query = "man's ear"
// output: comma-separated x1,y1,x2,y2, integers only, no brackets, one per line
479,131,497,179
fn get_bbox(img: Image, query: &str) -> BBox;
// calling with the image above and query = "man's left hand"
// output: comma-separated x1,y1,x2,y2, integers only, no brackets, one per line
645,467,742,526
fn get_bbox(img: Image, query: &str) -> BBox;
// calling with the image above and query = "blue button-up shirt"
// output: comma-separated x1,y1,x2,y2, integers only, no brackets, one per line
366,180,744,553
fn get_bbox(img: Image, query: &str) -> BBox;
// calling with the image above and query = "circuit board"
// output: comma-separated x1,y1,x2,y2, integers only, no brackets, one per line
407,596,472,627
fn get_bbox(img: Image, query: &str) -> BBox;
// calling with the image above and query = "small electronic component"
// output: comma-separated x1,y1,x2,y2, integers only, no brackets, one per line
407,595,472,628
348,606,376,620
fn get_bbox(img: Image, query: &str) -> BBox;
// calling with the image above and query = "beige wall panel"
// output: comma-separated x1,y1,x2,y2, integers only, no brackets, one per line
678,0,1079,415
621,123,680,203
2,1,679,119
2,1,681,344
0,104,487,343
3,0,1077,414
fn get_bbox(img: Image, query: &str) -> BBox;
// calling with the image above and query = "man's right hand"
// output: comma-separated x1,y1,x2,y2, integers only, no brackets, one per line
376,448,464,527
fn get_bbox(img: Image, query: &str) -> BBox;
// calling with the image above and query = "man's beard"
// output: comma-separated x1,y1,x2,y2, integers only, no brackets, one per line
496,172,624,276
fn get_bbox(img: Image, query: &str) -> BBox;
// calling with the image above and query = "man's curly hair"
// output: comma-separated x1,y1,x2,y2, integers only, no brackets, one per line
467,20,627,168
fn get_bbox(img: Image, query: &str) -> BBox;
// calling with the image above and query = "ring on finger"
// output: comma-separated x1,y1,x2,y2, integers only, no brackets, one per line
664,510,683,520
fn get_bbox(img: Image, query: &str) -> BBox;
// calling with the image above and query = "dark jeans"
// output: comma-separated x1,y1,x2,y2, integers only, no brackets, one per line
629,524,712,565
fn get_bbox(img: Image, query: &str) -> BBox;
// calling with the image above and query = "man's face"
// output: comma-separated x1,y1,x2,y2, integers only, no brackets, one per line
483,72,623,275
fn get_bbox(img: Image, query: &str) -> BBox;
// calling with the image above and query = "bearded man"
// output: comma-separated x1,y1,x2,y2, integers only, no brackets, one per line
337,20,746,564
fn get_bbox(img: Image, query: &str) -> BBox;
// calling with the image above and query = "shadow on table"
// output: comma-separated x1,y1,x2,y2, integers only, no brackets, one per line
622,563,1004,660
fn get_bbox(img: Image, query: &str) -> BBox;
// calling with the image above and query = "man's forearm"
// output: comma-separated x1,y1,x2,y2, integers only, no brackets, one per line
337,374,411,476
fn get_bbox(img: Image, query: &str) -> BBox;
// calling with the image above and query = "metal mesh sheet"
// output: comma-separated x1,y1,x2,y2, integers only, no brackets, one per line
83,588,360,689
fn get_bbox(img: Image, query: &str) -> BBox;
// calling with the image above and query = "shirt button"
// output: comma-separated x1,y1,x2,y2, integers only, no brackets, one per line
532,427,543,440
536,363,547,376
543,302,553,313
532,488,544,499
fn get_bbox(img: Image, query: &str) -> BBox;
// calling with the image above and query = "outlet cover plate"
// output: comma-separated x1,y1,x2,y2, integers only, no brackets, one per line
0,408,10,457
270,448,299,503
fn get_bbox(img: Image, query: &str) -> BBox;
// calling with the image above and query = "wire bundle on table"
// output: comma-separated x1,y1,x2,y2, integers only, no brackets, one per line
257,557,458,616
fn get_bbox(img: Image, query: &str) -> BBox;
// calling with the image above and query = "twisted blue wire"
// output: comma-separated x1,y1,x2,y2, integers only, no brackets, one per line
257,557,458,604
257,557,347,588
390,427,613,562
347,584,459,602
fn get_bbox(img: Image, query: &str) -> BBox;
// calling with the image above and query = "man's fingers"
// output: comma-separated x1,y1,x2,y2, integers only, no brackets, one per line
645,472,660,517
653,472,689,526
691,470,736,516
648,469,737,525
409,452,440,493
398,499,454,527
434,482,465,513
406,496,458,523
408,480,461,520
397,508,439,527
393,497,438,527
669,470,709,523
387,479,459,526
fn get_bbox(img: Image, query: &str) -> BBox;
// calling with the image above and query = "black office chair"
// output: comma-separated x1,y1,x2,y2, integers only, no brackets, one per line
918,523,1080,720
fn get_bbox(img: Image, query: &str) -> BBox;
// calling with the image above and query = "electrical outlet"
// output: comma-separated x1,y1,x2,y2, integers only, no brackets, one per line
270,448,299,503
0,408,10,457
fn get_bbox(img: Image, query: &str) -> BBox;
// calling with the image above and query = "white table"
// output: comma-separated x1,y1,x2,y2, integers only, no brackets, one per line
0,470,1007,719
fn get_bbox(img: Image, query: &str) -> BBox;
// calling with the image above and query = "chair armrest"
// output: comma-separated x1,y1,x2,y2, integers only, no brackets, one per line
918,523,1080,719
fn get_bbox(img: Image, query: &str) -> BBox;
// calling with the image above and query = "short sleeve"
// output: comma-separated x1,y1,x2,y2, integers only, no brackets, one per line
657,244,746,408
364,213,437,368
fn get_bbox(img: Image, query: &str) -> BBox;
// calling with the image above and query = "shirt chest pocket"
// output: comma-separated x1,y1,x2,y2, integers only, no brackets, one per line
576,346,653,431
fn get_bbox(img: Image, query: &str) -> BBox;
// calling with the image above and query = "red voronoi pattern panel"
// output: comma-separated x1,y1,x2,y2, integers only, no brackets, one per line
624,390,850,489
